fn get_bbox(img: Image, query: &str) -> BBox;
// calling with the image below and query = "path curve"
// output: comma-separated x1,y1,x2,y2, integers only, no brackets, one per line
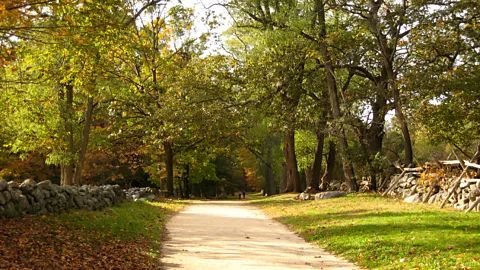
161,200,358,270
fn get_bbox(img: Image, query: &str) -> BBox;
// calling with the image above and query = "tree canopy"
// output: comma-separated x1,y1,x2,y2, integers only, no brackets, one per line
1,0,479,196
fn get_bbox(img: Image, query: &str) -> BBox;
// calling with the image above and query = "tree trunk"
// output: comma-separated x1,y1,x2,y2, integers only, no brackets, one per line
367,72,388,190
164,141,174,196
283,129,301,193
351,66,388,191
316,0,357,191
300,169,307,191
265,163,276,195
366,103,384,191
384,59,413,166
178,177,183,199
265,135,277,196
61,84,75,186
305,167,313,189
321,141,336,191
368,0,413,166
392,82,413,166
183,163,190,199
60,165,70,186
310,127,326,190
74,96,94,185
125,178,132,189
264,168,274,196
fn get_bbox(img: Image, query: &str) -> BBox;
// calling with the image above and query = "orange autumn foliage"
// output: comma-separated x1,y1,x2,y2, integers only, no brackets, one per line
0,152,57,182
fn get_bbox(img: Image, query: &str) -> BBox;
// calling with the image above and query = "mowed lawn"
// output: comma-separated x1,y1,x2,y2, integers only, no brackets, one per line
0,200,185,269
250,193,480,270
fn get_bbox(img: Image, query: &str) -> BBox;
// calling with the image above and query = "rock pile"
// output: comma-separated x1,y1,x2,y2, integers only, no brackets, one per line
125,187,159,202
315,191,347,200
0,179,161,219
297,191,347,201
328,181,347,191
385,173,480,212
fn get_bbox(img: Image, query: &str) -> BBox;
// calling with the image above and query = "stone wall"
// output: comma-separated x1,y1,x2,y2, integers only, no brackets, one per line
0,179,161,219
385,173,480,212
125,187,160,201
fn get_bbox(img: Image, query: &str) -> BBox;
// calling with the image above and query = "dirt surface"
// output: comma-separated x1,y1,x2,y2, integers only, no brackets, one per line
161,200,359,269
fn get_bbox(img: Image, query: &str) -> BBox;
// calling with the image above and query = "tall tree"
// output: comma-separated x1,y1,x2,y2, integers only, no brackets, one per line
1,0,164,185
227,0,360,191
333,0,422,166
313,0,357,191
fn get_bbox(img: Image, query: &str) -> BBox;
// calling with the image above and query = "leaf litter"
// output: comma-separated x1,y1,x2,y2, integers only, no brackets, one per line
0,215,161,269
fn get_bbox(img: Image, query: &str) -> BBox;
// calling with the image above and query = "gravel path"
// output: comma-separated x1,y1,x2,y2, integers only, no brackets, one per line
161,200,359,269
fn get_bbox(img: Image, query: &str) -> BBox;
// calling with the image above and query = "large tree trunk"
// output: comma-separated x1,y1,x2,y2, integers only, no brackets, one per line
321,140,336,191
60,84,75,186
310,126,326,191
351,66,388,191
368,0,413,166
283,129,301,193
367,88,387,190
368,67,388,157
305,167,313,188
164,141,174,196
74,96,94,185
368,103,386,158
316,0,357,192
300,169,307,191
265,162,276,196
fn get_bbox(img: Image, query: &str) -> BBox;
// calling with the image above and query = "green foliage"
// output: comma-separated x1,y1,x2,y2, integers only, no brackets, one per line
295,129,316,170
235,119,284,192
404,0,480,153
417,68,480,152
189,162,220,184
2,0,479,191
1,0,137,183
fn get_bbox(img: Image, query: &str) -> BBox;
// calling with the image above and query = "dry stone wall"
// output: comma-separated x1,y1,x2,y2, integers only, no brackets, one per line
297,191,347,200
385,173,480,212
0,179,161,219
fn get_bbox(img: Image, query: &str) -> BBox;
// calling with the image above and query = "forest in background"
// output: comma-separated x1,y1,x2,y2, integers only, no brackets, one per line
0,0,479,198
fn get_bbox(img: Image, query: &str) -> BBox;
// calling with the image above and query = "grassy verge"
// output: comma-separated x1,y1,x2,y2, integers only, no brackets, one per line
57,200,184,243
250,193,480,269
0,199,185,269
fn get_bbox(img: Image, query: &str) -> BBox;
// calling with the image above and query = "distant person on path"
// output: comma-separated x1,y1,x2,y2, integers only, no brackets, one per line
242,191,246,199
238,192,242,200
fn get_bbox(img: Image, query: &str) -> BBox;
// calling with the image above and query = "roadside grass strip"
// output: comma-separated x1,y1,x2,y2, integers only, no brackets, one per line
250,193,480,269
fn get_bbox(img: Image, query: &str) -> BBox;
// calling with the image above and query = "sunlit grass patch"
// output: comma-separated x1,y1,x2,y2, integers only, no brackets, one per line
57,200,185,243
250,193,480,269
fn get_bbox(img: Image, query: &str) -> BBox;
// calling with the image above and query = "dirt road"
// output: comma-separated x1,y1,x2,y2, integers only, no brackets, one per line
161,201,358,269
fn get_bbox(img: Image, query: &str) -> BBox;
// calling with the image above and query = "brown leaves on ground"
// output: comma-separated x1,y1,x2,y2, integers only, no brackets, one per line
0,215,160,269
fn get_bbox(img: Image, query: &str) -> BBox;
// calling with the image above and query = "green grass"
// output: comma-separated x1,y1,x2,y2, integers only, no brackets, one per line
250,193,480,270
55,199,185,255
